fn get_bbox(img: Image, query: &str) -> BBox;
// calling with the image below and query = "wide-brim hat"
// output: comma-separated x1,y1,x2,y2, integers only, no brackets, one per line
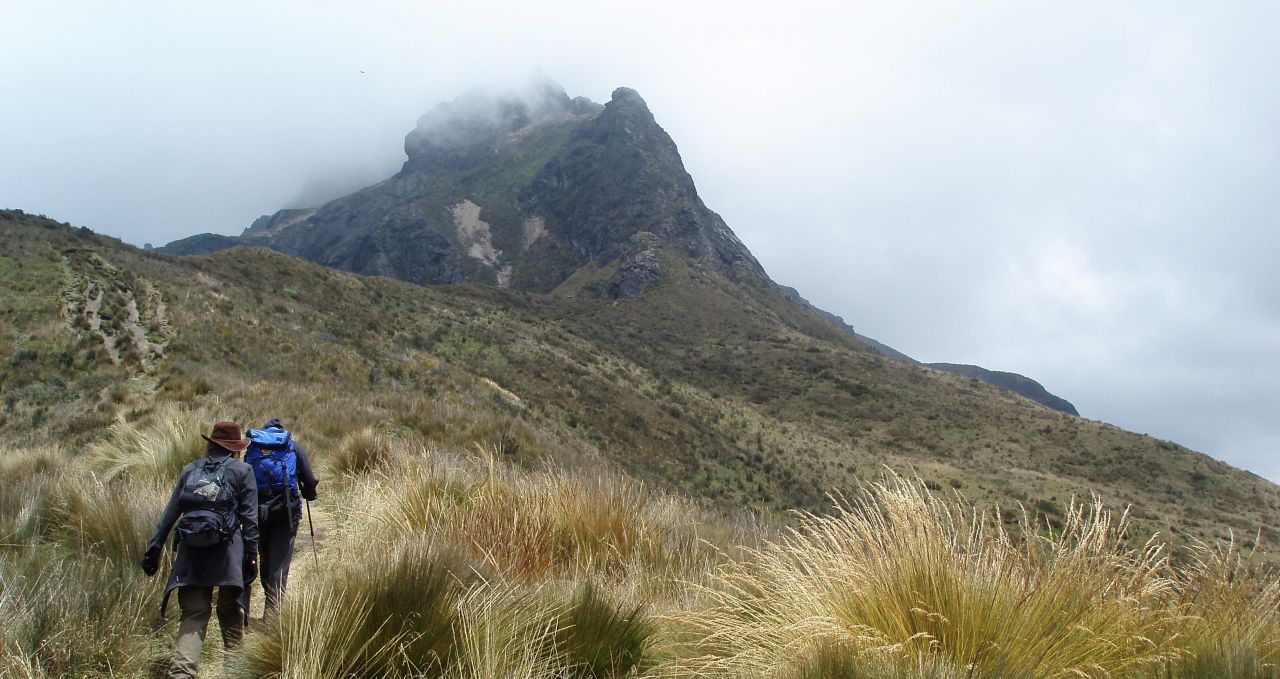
202,420,250,452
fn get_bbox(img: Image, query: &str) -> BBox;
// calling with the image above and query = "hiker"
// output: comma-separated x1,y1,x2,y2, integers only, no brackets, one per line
141,421,259,679
244,417,319,615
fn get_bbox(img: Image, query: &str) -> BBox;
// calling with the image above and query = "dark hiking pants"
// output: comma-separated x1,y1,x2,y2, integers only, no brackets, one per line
169,586,243,678
258,509,298,613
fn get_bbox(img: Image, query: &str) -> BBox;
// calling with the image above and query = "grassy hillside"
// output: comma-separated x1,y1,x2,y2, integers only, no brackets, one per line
3,209,1279,550
2,210,1279,676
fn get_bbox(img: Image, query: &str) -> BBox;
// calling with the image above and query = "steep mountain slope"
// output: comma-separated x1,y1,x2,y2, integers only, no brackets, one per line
8,210,1280,556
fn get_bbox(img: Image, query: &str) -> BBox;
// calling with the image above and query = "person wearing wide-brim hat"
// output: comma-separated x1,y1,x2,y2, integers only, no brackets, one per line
141,421,260,679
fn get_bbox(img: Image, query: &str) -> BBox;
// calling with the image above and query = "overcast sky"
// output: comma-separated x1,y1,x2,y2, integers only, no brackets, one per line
3,1,1277,481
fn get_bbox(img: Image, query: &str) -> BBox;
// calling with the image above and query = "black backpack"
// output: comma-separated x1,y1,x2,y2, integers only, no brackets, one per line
174,456,238,548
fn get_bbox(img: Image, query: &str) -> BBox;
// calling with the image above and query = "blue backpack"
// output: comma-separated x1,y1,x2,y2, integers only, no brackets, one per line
245,426,299,499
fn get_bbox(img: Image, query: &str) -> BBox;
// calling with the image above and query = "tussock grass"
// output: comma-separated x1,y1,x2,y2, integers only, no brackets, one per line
788,646,963,679
0,448,64,549
3,409,1279,678
442,585,563,679
0,652,47,679
0,445,66,485
662,474,1184,678
1158,538,1280,678
233,585,389,679
46,474,163,563
555,581,657,678
358,443,723,587
0,545,165,677
240,438,701,677
332,426,395,477
85,403,209,483
240,533,657,678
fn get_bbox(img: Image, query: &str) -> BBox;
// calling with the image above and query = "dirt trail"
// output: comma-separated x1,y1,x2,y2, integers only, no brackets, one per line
81,283,121,364
297,498,330,562
64,254,169,369
242,499,332,625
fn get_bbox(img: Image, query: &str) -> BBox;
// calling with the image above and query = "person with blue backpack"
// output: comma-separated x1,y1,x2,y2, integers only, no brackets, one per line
243,417,319,616
141,420,259,679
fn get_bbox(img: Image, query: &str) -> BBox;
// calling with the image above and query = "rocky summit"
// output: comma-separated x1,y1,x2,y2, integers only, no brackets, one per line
163,81,767,298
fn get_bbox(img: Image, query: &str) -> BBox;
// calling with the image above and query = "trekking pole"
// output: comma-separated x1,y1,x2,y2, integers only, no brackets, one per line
305,499,318,567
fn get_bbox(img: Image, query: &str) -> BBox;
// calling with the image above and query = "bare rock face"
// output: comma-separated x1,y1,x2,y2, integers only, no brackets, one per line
520,88,767,284
607,232,664,299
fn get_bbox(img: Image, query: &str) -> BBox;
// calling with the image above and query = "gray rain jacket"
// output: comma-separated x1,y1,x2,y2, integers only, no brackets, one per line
146,450,259,615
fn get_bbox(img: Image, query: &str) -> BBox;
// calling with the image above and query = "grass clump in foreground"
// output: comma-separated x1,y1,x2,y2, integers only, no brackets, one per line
234,439,703,678
660,473,1280,679
2,407,1279,678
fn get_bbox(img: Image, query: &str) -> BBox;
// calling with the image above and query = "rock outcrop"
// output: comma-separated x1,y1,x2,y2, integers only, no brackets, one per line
607,232,664,299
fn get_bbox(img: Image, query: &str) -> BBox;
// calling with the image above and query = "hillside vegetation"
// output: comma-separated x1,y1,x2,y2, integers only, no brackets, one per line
3,396,1277,677
8,211,1280,546
2,210,1279,677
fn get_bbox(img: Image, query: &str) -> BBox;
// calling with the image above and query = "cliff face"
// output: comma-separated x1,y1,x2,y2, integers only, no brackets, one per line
519,88,767,290
162,83,766,297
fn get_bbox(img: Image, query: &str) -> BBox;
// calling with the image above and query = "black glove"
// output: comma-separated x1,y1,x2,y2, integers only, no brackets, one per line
244,556,258,584
140,547,161,576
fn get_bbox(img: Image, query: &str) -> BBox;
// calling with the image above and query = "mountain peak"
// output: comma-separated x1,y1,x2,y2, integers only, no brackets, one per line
163,81,767,295
608,86,646,106
517,85,767,290
598,87,662,136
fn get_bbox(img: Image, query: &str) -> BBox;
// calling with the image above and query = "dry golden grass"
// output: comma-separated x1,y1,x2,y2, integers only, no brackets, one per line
1160,537,1280,677
84,402,211,484
2,408,1279,678
348,442,726,591
659,474,1197,678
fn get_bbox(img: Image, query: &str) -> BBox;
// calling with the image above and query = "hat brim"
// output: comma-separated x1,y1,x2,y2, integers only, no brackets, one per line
203,434,250,452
